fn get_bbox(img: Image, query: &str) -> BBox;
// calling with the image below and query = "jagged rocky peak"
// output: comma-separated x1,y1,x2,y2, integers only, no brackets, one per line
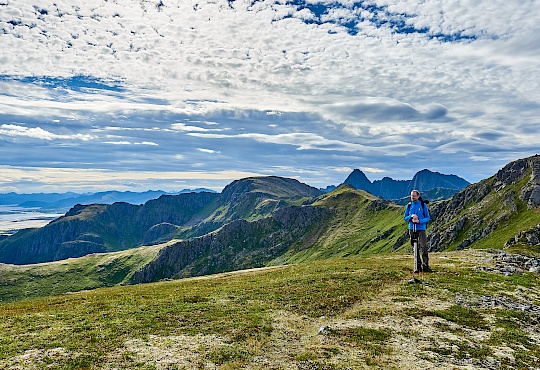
343,168,469,201
344,169,373,191
493,155,540,208
409,169,470,191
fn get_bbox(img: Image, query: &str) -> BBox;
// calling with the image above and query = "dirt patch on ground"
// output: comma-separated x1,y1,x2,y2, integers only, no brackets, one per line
104,334,229,370
2,347,74,369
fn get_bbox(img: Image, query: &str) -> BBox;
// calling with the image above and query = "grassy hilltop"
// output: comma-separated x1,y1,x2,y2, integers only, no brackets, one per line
1,249,539,369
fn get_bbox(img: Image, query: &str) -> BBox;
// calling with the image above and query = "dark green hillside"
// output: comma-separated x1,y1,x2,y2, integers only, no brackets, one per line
129,205,331,284
0,192,218,264
0,177,322,265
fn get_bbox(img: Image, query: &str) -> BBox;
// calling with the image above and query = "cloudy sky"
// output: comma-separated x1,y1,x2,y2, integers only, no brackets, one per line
1,0,539,193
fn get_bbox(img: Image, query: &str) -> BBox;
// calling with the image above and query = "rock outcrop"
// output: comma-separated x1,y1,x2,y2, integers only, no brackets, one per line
475,249,540,275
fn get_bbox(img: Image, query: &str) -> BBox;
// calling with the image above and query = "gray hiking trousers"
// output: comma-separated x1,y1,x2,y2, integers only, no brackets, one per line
409,230,429,269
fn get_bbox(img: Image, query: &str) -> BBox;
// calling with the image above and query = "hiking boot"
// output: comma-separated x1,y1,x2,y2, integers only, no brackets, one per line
422,266,434,273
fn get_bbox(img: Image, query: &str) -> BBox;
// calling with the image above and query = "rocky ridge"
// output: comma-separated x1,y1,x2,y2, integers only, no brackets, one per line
344,168,469,201
0,177,323,264
129,205,332,284
427,155,540,251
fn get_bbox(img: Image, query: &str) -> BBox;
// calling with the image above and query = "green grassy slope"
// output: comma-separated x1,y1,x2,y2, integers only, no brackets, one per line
0,243,164,302
275,186,407,264
429,172,540,252
1,250,538,369
1,179,538,303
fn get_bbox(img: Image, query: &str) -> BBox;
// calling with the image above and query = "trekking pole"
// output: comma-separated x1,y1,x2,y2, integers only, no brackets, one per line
413,223,419,273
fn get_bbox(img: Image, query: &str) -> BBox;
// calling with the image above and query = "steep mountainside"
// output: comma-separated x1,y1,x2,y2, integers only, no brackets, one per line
202,176,323,224
129,205,331,284
129,185,405,284
428,155,540,251
344,168,469,200
0,192,218,264
0,177,322,264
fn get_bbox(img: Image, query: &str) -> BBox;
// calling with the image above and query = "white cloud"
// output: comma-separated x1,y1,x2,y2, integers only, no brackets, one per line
360,167,387,174
171,123,225,132
0,165,262,192
104,141,131,145
197,148,221,154
189,132,371,152
0,0,539,191
471,156,490,162
0,124,94,141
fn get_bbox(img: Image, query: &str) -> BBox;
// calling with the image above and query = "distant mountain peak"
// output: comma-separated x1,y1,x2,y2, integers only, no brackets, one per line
343,168,470,201
344,169,372,189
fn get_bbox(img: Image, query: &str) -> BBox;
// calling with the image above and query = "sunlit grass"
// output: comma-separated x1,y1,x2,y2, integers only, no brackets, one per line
1,250,539,369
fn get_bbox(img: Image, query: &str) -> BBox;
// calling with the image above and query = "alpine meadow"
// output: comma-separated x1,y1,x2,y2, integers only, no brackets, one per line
0,155,539,369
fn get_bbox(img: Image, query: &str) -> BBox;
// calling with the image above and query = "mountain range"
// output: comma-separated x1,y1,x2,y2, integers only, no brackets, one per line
1,169,467,213
0,155,539,298
1,156,540,370
343,168,470,202
0,188,215,210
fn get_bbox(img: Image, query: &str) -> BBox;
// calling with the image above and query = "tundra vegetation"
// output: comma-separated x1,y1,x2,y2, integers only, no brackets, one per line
0,249,539,369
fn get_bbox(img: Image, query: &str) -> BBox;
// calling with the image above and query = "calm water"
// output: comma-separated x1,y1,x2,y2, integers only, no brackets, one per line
0,205,64,235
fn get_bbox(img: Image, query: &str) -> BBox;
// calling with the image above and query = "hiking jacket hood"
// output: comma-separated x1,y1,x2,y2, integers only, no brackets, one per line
404,200,430,231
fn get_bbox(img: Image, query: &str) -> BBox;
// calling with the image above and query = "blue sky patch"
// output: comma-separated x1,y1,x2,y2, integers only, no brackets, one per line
264,0,481,40
0,75,125,93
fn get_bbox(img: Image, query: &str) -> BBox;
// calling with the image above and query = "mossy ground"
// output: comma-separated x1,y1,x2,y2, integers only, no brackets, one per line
1,249,539,369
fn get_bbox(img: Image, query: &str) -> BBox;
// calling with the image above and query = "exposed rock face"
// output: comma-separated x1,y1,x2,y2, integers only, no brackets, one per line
129,205,332,284
493,154,540,209
427,155,540,251
505,224,540,248
475,249,540,276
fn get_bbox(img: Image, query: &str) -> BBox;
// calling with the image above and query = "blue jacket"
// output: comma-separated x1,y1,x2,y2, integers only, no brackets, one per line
404,200,430,231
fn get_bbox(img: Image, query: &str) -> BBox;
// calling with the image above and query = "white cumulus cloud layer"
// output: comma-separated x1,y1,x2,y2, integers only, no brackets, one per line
0,0,539,192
